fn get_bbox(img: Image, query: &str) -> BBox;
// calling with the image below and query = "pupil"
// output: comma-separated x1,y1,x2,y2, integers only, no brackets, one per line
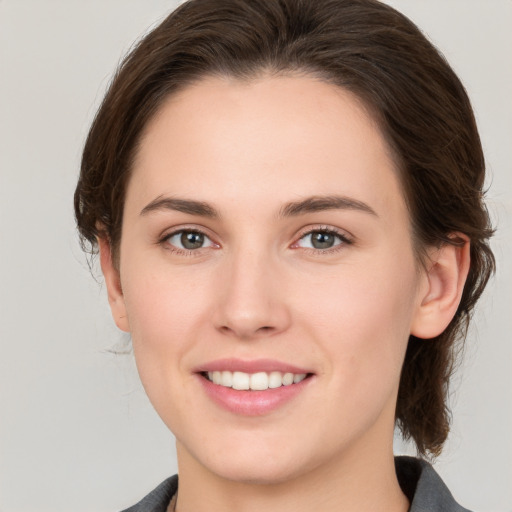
312,232,334,249
181,231,204,249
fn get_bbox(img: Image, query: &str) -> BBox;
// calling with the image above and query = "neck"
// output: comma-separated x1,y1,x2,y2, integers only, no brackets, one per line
174,435,409,512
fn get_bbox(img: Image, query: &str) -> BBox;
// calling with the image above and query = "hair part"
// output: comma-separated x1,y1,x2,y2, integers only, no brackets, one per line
75,0,495,456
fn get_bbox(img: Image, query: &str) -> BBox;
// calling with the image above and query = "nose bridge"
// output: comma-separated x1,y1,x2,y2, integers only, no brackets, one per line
213,240,290,339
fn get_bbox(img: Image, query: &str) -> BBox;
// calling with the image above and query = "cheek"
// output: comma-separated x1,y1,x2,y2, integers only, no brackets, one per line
120,263,213,374
119,265,216,424
295,254,419,399
127,271,204,326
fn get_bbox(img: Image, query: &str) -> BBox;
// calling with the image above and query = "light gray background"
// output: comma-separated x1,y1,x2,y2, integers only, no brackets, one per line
0,1,510,511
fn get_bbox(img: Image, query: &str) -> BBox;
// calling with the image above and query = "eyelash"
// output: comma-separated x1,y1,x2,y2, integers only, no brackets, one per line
159,226,353,256
159,226,215,257
293,226,353,255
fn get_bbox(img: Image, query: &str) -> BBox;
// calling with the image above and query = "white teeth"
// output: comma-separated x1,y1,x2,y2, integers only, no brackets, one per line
268,371,283,389
282,372,294,386
221,371,233,387
205,370,308,390
232,371,250,390
250,372,269,390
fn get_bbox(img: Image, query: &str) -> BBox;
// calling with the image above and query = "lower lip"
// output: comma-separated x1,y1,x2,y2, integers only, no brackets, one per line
197,374,312,416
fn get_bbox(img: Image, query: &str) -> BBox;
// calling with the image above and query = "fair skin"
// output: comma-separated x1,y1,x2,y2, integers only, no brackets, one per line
99,75,469,512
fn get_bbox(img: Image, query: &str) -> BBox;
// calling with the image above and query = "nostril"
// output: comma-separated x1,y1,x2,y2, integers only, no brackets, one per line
217,324,274,337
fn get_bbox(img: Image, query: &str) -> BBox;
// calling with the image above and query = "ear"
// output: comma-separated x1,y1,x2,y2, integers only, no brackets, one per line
411,235,470,339
98,237,130,333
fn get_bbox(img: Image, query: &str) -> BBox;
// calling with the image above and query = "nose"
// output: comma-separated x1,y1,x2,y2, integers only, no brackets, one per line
212,247,292,340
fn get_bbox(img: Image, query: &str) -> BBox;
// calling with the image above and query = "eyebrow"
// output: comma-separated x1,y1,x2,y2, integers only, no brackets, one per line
140,196,219,218
278,195,378,218
140,194,377,219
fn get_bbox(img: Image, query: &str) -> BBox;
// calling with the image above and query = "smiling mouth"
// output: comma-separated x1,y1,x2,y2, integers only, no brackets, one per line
202,370,310,391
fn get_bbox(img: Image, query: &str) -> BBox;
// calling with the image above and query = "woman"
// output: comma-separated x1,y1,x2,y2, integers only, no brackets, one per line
74,0,494,510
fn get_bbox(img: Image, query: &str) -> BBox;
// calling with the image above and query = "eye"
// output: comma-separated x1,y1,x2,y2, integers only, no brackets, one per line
296,229,350,250
164,230,215,251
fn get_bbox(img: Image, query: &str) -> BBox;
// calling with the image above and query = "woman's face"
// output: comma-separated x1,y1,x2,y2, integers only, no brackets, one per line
110,75,430,483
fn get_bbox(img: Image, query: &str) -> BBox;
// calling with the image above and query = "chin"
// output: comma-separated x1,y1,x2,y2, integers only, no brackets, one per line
187,437,326,487
209,458,307,486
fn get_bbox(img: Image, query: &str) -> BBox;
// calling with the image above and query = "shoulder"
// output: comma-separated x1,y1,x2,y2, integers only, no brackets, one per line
119,475,178,512
395,456,474,512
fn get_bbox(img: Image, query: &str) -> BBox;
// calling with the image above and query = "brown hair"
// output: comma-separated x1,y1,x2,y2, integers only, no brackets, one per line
74,0,495,457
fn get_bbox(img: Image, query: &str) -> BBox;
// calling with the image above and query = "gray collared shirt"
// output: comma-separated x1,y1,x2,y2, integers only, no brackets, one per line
120,456,473,512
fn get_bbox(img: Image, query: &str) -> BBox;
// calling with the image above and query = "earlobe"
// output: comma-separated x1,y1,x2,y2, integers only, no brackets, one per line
411,235,470,339
98,237,130,333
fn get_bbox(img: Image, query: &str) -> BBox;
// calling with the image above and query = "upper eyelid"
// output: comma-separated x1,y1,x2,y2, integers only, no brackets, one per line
160,224,213,240
158,226,216,253
295,225,353,241
160,228,217,255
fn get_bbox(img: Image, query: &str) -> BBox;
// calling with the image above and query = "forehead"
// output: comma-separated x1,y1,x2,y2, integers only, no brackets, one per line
128,74,405,222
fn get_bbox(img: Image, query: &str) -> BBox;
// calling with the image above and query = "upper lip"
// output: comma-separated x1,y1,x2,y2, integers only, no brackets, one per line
194,358,312,374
